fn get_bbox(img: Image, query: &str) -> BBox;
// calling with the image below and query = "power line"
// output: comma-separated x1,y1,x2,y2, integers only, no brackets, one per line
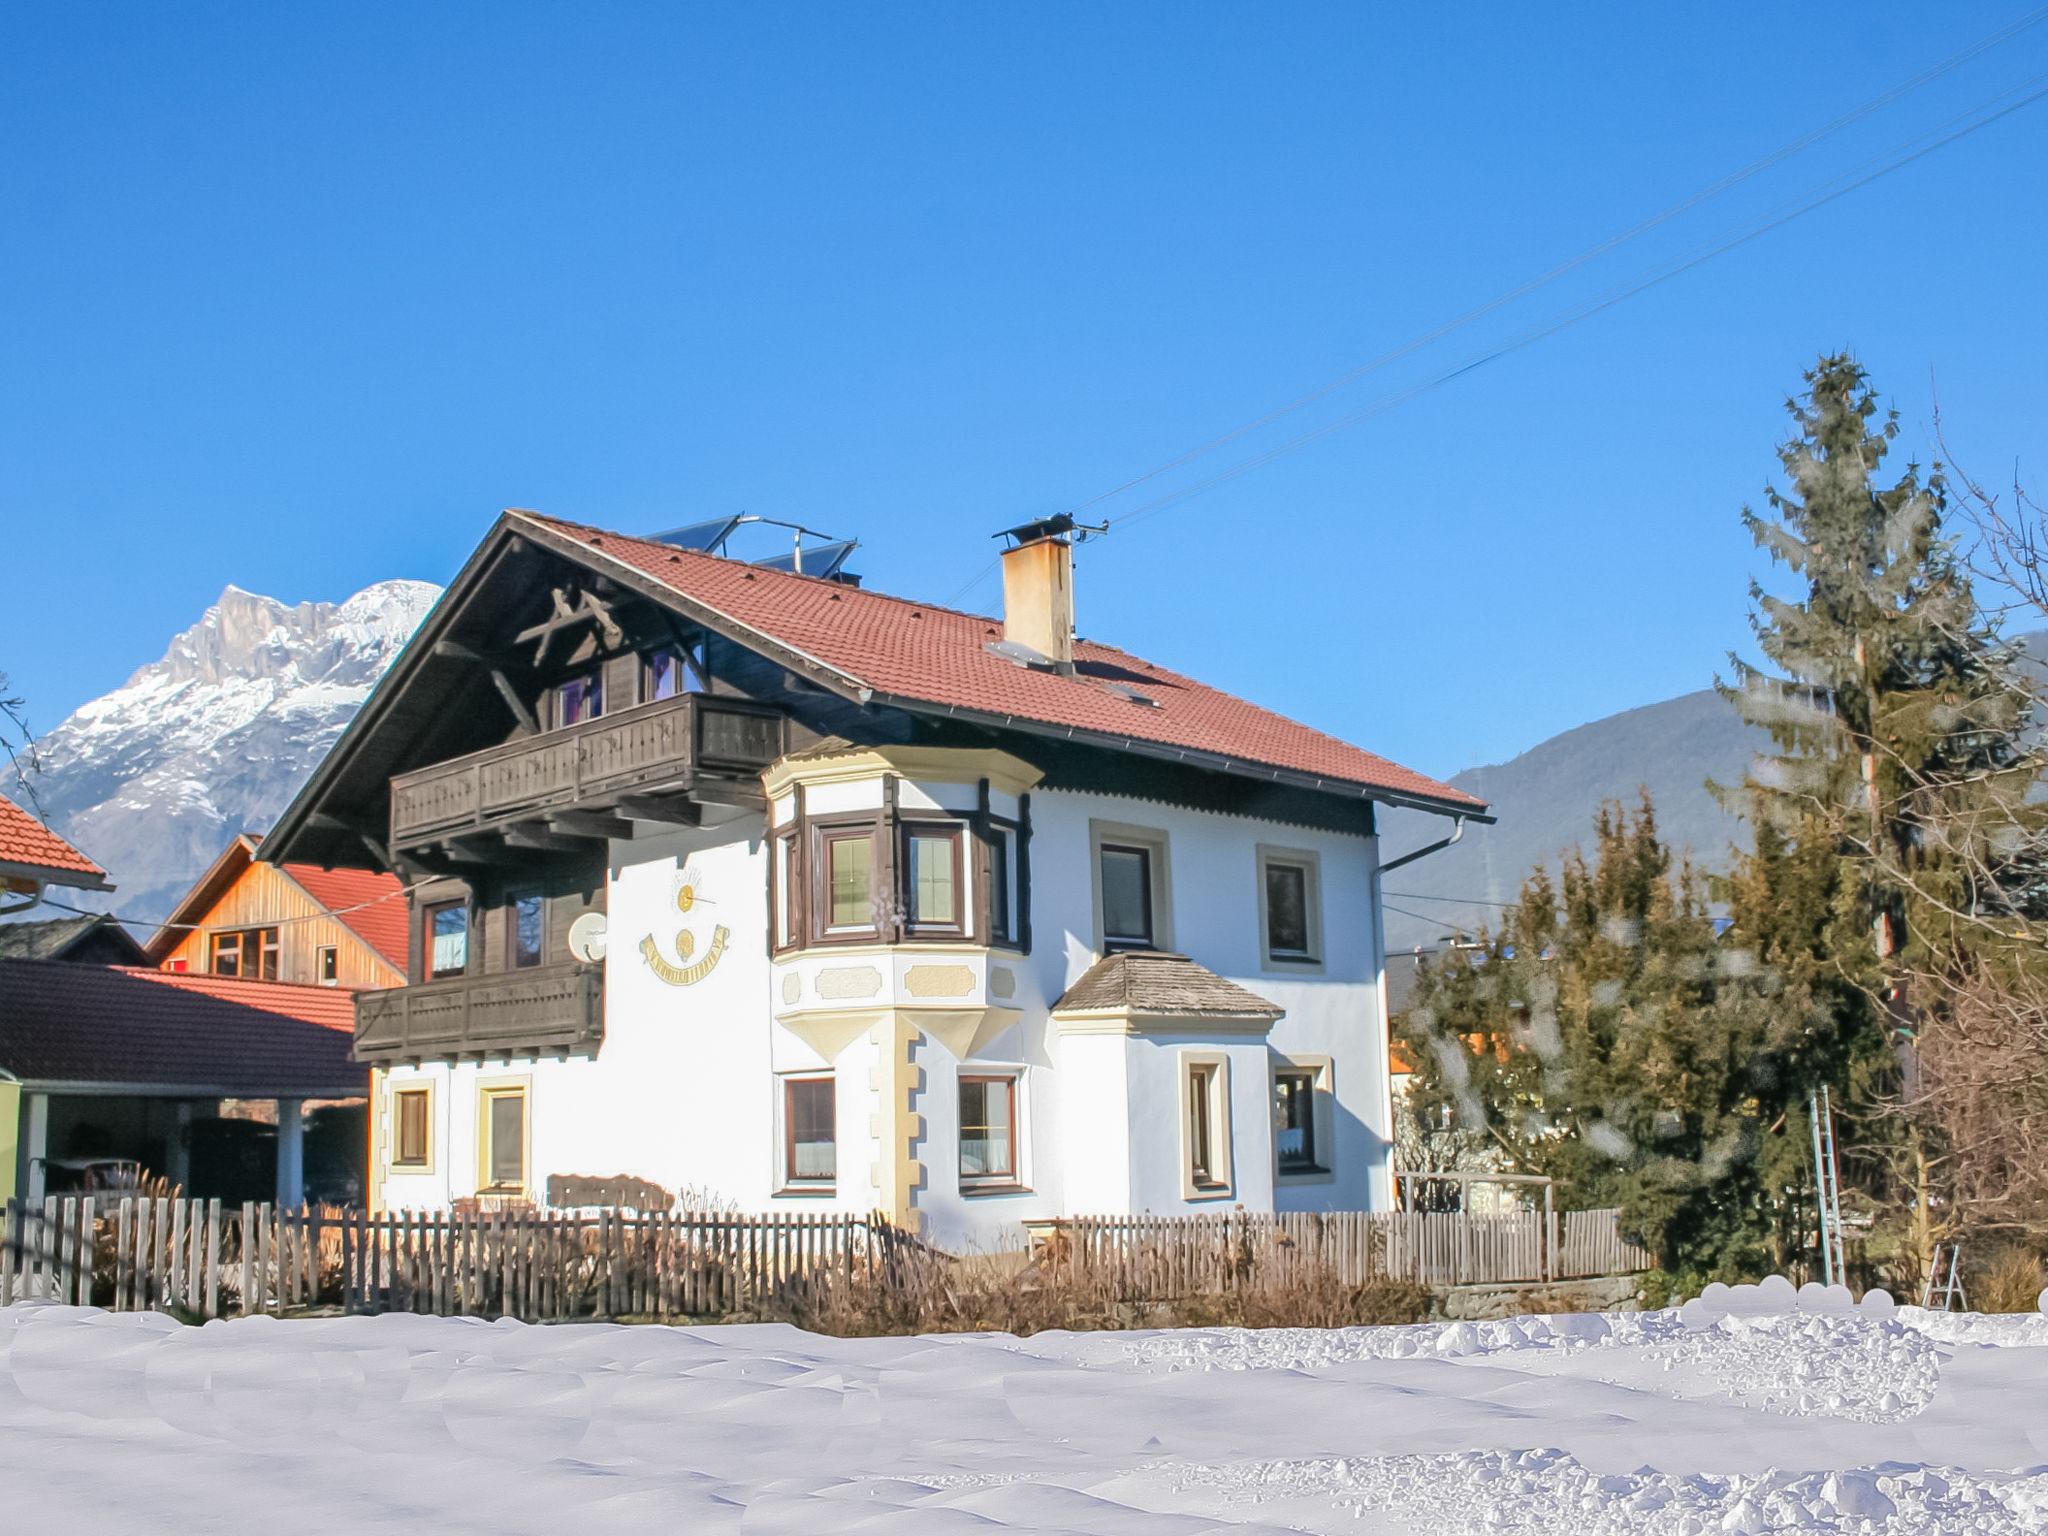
1065,5,2048,522
36,883,420,937
1100,72,2048,535
1386,890,1519,910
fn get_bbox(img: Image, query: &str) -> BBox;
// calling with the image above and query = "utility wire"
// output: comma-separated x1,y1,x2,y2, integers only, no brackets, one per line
37,883,420,937
944,7,2048,608
1101,73,2048,535
1066,4,2048,521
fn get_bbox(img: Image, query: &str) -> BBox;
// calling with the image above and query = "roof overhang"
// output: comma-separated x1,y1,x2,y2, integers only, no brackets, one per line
1050,1006,1280,1038
870,693,1495,823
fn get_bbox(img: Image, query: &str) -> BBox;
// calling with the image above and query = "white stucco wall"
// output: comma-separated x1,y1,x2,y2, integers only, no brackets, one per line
372,769,1397,1238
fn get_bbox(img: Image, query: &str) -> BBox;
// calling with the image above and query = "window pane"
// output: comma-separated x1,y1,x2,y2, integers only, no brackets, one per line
431,904,468,977
396,1092,429,1166
513,892,544,968
488,1093,524,1187
827,835,872,929
649,649,679,701
988,833,1011,941
318,946,339,983
257,928,280,981
960,1078,1014,1178
556,673,602,726
211,932,241,977
908,831,958,926
1188,1066,1213,1180
788,1079,836,1181
1100,845,1152,946
1276,1073,1316,1169
1266,863,1310,955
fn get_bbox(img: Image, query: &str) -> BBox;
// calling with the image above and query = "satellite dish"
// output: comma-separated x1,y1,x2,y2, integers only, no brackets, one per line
567,912,609,963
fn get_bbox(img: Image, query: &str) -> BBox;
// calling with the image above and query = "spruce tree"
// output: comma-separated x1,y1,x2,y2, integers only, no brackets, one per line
1718,354,2042,1266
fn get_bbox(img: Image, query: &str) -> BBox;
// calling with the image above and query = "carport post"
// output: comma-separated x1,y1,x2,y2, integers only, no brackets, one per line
275,1099,305,1209
166,1102,193,1191
22,1093,49,1204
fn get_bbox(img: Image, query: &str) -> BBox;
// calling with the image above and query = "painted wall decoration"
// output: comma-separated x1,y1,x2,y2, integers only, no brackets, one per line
640,862,731,987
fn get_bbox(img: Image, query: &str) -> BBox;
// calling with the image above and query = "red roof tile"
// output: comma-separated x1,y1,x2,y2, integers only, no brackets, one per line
0,791,107,884
0,960,365,1096
283,863,409,974
520,514,1484,812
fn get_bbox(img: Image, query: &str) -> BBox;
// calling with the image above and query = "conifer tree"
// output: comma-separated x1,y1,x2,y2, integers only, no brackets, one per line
1716,355,2042,1261
1401,795,1839,1278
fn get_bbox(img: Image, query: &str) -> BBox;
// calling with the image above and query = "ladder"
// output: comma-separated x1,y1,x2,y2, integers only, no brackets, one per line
1809,1087,1847,1287
1922,1243,1967,1311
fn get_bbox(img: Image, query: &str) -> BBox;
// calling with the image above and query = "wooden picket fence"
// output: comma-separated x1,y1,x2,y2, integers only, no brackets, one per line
0,1198,907,1321
1046,1207,1652,1296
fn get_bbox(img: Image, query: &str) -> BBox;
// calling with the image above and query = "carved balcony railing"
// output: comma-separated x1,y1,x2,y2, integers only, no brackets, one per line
353,962,604,1065
388,694,784,849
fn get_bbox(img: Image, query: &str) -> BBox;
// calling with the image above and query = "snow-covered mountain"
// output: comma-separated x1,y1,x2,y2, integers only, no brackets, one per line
29,581,440,927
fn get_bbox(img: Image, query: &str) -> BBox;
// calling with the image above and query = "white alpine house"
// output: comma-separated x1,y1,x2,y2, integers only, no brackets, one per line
263,511,1488,1246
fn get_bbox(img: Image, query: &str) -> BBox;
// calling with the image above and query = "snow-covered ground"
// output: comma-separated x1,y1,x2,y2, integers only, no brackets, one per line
4,1281,2047,1533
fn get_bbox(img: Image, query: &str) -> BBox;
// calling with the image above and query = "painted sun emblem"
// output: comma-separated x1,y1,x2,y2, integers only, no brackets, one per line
641,862,729,986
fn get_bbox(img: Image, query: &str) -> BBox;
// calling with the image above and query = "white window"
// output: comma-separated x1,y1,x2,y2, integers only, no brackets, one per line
1257,845,1324,968
1180,1052,1233,1199
1089,821,1172,953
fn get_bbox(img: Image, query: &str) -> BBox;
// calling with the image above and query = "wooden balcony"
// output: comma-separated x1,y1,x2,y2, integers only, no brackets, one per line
353,961,604,1065
388,693,784,850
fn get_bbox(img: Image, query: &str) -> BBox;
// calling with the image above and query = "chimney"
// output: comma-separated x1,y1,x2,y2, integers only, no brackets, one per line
997,516,1076,670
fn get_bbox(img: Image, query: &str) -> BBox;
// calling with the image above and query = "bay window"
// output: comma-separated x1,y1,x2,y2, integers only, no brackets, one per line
903,824,963,935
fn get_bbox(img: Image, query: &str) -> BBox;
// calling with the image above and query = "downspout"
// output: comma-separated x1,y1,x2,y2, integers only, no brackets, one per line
0,879,47,918
1371,810,1468,1214
1379,813,1467,874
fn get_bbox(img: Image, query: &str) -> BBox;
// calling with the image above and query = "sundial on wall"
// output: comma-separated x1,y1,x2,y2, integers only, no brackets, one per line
639,862,730,986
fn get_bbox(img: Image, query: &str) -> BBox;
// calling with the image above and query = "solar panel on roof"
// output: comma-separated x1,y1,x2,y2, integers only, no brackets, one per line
754,539,858,581
646,516,746,553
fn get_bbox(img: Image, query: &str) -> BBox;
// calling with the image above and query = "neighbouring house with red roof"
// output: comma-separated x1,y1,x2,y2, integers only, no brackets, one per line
0,788,111,913
145,833,407,990
264,511,1489,1240
0,801,375,1207
0,960,365,1208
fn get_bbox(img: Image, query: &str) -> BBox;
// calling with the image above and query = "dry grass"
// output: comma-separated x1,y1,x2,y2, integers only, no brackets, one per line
1970,1246,2046,1314
770,1246,1431,1338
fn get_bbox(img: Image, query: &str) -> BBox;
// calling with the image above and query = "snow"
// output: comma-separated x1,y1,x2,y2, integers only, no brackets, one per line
4,1294,2046,1533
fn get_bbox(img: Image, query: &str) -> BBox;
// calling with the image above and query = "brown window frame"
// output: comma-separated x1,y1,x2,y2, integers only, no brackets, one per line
781,1076,837,1192
392,1086,432,1168
812,823,880,942
958,1074,1020,1185
210,926,280,981
900,821,966,938
424,900,470,980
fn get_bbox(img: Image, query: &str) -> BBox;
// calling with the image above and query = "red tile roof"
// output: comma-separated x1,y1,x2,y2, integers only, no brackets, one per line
0,960,366,1096
282,863,409,974
0,791,108,885
518,514,1485,813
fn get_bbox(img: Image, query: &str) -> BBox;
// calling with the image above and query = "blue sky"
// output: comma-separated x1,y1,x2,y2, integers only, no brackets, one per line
5,3,2045,781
